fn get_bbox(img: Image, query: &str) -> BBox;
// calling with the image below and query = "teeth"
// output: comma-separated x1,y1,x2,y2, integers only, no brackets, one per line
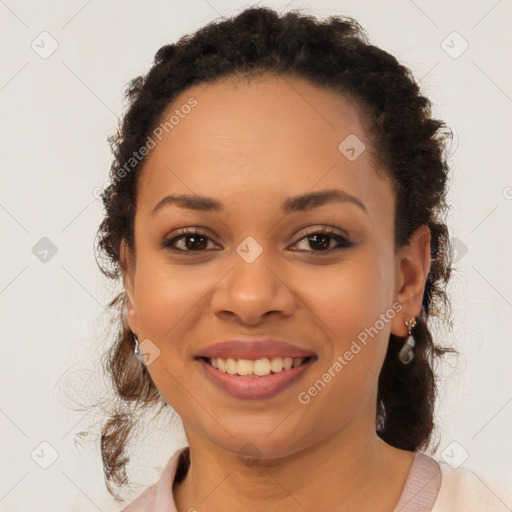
237,359,254,376
253,358,271,376
270,357,283,373
292,357,305,368
226,358,238,375
207,356,307,376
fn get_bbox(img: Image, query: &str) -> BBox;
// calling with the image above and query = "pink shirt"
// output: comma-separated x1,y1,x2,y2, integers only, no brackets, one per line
119,447,510,511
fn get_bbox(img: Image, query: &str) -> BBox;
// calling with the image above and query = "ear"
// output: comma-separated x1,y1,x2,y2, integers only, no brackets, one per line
390,224,431,337
119,239,139,335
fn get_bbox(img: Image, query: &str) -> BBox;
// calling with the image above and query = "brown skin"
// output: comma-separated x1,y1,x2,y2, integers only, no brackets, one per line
120,74,431,512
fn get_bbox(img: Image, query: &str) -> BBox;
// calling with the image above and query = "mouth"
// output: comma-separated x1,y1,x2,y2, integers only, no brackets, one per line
195,355,317,399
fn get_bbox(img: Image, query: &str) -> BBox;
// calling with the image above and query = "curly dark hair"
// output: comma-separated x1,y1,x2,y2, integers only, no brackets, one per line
92,5,456,502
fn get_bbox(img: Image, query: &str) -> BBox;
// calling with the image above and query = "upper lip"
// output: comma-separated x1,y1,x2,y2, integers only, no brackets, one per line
196,338,316,360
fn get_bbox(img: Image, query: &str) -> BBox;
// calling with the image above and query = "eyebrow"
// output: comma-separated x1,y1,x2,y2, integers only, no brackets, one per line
151,189,367,216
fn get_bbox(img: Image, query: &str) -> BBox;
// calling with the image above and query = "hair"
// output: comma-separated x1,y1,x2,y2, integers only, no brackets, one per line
94,5,456,501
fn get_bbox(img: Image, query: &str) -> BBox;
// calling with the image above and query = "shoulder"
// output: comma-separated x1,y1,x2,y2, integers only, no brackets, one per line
430,459,511,512
118,482,158,512
118,446,188,512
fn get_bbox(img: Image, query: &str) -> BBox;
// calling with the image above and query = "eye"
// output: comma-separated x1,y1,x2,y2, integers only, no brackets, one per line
162,227,219,252
162,226,353,254
290,226,354,254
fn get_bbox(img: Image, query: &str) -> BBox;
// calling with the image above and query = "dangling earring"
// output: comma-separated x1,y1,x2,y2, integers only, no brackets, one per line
133,334,146,365
398,316,417,364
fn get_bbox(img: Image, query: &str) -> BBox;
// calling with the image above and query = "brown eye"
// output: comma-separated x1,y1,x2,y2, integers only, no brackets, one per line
291,227,353,253
162,228,218,252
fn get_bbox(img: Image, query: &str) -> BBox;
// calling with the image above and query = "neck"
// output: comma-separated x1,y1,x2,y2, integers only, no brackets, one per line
173,419,415,512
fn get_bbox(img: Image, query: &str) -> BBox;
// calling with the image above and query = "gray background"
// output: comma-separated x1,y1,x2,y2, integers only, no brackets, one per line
1,0,511,510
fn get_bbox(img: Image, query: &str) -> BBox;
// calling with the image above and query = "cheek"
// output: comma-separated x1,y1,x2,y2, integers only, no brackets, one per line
132,255,211,366
312,253,394,337
135,269,182,334
294,256,395,435
306,248,396,400
132,262,206,408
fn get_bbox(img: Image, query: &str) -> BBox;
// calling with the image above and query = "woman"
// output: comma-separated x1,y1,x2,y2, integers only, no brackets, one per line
94,6,507,511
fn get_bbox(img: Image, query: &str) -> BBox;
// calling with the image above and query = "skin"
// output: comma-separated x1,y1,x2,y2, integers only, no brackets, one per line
120,73,432,512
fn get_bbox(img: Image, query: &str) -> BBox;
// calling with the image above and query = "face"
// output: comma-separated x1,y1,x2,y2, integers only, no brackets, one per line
121,73,430,459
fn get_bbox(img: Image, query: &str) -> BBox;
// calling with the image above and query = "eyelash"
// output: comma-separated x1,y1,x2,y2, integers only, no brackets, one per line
161,226,354,255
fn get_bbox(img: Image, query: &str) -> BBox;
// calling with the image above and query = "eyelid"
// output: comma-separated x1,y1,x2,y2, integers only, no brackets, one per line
294,224,348,240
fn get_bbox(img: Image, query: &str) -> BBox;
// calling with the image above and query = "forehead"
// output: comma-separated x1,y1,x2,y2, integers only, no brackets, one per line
136,73,393,220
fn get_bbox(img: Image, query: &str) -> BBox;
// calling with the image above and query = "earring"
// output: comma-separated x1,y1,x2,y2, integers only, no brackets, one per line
133,334,146,365
398,316,417,364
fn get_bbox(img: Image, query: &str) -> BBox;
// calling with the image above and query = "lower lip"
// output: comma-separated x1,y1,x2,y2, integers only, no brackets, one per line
197,357,316,400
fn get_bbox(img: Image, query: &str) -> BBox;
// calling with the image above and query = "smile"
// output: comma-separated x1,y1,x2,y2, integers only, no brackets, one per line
197,356,317,399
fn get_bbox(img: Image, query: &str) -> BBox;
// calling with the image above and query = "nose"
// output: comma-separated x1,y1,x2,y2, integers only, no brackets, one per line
211,252,296,326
